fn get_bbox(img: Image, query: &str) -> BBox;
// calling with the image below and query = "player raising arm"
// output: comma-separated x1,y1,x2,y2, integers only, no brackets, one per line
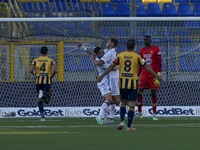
29,46,57,121
137,35,162,120
96,39,164,131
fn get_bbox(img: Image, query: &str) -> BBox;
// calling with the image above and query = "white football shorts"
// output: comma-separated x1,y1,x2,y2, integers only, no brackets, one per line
109,78,120,96
97,79,111,96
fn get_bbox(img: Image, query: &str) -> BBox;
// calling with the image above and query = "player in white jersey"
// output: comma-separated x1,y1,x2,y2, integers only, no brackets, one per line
77,38,121,124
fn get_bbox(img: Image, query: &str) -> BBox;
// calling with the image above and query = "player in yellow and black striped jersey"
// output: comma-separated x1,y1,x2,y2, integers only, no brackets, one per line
29,46,57,121
96,39,164,130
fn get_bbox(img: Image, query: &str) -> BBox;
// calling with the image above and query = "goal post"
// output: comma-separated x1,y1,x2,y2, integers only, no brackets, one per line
0,17,200,117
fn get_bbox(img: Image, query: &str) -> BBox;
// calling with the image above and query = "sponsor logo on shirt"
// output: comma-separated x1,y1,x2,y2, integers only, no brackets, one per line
143,54,151,58
145,57,152,65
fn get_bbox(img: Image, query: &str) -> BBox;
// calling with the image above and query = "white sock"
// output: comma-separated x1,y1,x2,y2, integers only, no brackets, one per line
98,101,108,119
109,104,116,119
102,107,108,121
126,105,129,114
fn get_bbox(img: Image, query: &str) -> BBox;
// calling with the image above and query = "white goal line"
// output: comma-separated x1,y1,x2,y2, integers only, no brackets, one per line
0,17,200,22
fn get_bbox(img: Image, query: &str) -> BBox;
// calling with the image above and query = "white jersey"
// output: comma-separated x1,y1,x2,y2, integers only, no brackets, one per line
100,48,119,79
96,50,110,96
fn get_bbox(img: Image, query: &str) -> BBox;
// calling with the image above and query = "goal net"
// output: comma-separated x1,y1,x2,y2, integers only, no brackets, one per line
0,17,199,108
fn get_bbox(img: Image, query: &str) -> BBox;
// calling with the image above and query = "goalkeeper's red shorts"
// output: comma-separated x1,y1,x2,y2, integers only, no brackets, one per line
138,77,160,89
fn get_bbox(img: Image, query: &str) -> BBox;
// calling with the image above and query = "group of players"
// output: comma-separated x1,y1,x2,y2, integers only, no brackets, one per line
29,35,164,131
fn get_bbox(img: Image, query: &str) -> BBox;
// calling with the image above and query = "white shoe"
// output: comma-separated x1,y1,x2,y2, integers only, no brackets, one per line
39,90,43,99
41,118,45,121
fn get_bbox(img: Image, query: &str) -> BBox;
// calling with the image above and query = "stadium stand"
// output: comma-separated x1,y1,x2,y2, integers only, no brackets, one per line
177,3,193,16
136,3,148,16
115,3,130,16
176,30,191,43
193,3,200,16
146,3,163,16
162,3,178,16
145,30,160,42
101,2,116,16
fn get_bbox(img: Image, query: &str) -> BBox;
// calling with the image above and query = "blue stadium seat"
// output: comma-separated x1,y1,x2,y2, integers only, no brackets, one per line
101,3,116,17
116,3,130,16
67,0,79,1
136,3,147,16
193,3,200,16
111,0,126,1
170,46,176,53
179,46,197,53
64,56,78,72
145,30,160,43
39,2,51,17
120,46,127,53
176,30,191,43
78,55,95,72
190,55,200,71
173,0,187,2
50,2,67,17
23,2,38,17
136,30,143,43
85,2,101,16
99,30,111,37
178,3,193,16
147,3,163,16
160,30,176,43
184,21,199,27
69,2,85,17
189,0,200,2
127,0,142,2
114,30,128,42
162,3,178,16
178,55,190,71
158,46,166,53
49,0,65,2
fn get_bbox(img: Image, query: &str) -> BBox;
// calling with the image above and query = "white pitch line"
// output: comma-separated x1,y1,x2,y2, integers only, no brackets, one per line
0,123,199,128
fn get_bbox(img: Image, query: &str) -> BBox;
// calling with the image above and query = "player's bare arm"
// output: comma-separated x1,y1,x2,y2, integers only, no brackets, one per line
29,65,35,75
51,64,57,78
143,65,164,82
96,63,116,83
112,65,119,71
77,43,96,56
91,55,104,66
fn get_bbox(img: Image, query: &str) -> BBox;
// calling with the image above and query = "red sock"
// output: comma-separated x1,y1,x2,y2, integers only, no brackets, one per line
137,96,143,113
152,97,157,114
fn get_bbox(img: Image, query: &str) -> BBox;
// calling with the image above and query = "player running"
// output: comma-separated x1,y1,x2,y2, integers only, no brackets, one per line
136,35,162,120
96,39,164,130
29,46,57,121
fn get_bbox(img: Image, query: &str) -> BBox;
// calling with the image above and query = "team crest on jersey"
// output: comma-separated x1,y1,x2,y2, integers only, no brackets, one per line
150,51,153,54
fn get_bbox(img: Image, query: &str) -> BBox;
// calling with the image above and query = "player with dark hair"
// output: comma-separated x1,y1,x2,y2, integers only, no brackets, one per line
136,35,162,120
96,39,164,130
77,38,121,124
29,46,57,121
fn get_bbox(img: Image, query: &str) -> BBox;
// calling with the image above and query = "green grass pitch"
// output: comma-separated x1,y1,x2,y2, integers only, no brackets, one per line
0,117,199,150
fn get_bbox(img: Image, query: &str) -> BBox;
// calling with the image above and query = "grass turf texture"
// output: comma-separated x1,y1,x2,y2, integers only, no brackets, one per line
0,117,199,150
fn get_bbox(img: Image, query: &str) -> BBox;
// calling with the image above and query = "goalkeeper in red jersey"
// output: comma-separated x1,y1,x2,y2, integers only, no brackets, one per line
136,35,162,120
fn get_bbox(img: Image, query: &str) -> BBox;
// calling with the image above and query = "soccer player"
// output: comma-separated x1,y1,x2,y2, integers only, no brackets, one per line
136,35,162,120
29,46,57,121
96,39,164,131
77,38,121,124
91,47,118,124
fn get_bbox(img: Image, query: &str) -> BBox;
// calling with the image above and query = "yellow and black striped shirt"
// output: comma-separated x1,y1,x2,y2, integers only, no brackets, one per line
113,51,146,90
32,56,55,84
